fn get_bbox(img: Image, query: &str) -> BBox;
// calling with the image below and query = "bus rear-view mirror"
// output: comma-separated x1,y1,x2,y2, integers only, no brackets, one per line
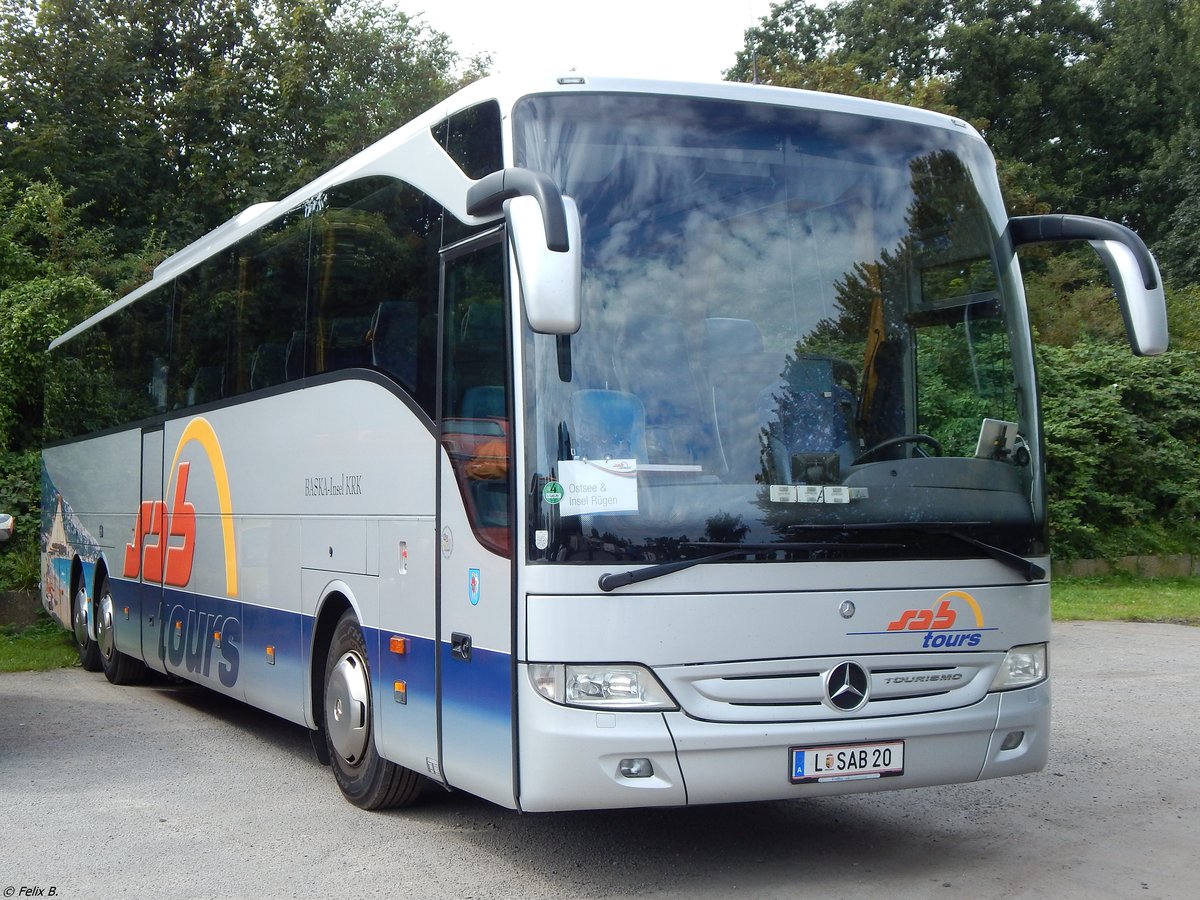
1009,214,1168,356
506,194,582,335
465,167,582,336
1088,238,1168,356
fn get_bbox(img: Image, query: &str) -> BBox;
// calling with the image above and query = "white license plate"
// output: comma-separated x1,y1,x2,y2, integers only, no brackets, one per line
790,741,904,784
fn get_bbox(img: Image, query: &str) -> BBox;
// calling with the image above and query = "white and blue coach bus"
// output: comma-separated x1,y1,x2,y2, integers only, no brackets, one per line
41,75,1167,811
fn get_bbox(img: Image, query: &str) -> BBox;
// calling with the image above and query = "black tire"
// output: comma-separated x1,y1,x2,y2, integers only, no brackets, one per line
96,573,146,685
71,578,102,672
322,610,422,809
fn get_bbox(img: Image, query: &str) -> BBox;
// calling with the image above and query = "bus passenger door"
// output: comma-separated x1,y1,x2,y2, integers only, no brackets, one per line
437,234,517,808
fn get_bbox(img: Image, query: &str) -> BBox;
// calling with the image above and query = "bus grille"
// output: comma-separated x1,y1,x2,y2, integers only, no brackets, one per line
655,652,1004,723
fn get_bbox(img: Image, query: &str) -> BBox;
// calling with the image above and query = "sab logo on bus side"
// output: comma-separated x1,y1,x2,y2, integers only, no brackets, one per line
123,417,238,597
123,416,242,685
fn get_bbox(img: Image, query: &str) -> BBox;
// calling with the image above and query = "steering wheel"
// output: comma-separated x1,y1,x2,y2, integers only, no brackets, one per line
853,434,943,466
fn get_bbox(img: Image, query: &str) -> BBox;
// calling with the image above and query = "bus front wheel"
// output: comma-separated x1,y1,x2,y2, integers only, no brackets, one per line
322,610,422,809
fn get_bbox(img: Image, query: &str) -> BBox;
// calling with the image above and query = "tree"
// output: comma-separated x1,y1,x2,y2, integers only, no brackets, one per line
1143,129,1200,287
725,1,1200,229
0,1,478,589
0,177,119,590
0,177,116,452
0,0,471,253
727,1,1200,561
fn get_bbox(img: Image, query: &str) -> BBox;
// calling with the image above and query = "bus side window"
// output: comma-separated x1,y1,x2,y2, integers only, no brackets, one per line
172,249,236,409
235,209,310,396
309,177,441,419
104,282,172,421
434,100,503,248
369,301,420,394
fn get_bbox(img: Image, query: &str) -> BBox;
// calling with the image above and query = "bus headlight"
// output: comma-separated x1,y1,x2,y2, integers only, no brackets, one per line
989,643,1048,691
528,663,677,710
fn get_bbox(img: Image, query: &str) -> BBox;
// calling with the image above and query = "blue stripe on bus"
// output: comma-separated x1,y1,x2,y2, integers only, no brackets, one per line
438,641,514,797
104,579,510,790
371,629,441,774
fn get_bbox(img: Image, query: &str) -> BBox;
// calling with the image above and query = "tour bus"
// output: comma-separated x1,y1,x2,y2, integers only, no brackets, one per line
41,74,1167,812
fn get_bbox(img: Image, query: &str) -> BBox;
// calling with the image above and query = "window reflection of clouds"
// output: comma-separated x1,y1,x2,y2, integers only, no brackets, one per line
516,93,1035,564
578,159,915,352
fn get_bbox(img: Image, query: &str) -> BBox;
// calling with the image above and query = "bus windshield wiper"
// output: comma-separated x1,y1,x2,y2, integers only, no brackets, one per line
933,529,1046,582
787,522,1046,582
596,540,902,592
598,549,743,592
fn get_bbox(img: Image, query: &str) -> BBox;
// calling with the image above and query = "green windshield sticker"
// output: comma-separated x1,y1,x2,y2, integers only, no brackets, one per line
543,481,565,504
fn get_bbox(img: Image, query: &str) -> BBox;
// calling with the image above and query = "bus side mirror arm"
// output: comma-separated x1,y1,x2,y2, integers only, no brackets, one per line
1009,214,1168,356
467,168,582,335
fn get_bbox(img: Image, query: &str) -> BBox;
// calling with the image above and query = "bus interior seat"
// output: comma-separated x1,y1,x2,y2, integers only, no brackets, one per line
460,302,502,341
705,317,785,482
470,479,508,528
462,422,509,531
768,355,859,479
614,314,712,463
187,365,225,406
324,316,372,370
369,300,419,392
284,330,305,380
250,343,287,390
450,301,505,417
461,385,505,420
567,389,648,463
149,358,169,411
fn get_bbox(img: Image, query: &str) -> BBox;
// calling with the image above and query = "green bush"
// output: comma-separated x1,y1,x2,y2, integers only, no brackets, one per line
1038,342,1200,559
0,448,40,590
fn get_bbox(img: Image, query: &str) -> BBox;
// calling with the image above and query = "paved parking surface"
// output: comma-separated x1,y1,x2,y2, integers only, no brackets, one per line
1,621,1197,899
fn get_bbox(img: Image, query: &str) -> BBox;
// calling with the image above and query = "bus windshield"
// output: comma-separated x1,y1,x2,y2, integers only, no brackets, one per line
515,92,1044,566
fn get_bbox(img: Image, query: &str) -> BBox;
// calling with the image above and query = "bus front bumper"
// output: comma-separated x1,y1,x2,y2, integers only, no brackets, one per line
516,675,1049,812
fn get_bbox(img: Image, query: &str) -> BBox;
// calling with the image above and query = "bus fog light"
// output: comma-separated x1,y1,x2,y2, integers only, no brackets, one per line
619,757,654,778
1000,731,1024,751
989,644,1047,691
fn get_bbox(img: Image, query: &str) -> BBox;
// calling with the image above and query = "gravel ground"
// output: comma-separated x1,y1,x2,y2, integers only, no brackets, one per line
1,620,1196,899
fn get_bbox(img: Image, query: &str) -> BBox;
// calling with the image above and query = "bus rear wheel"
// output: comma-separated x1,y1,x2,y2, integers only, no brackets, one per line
72,580,102,672
96,574,146,685
322,610,422,809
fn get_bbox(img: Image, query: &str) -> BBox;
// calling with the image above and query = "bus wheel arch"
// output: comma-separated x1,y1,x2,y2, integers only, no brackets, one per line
317,604,422,809
309,590,352,737
70,558,101,671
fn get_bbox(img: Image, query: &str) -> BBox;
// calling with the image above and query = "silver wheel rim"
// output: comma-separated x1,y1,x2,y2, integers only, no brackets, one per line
326,650,371,766
73,586,90,647
98,588,115,661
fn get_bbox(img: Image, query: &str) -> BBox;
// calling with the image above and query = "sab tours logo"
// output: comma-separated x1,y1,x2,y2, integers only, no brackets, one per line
851,590,998,649
123,417,241,685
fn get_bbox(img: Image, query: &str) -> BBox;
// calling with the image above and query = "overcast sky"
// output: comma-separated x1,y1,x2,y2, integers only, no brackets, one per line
391,1,781,82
